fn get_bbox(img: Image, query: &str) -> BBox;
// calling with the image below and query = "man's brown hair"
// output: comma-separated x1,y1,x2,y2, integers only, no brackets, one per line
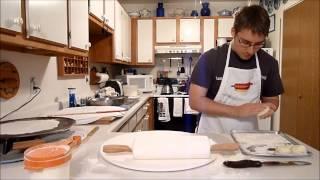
233,5,270,36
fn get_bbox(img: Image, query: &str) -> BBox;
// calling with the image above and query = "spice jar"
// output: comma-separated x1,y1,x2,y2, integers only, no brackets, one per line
24,143,72,179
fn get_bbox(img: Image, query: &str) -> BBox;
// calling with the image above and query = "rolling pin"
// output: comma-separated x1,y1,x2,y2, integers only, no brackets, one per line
102,135,239,160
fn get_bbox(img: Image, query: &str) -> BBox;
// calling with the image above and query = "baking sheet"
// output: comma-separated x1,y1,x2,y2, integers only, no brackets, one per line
231,130,311,157
99,131,217,172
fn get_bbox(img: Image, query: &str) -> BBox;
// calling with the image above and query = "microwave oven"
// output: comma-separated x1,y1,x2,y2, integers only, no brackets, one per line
116,75,154,92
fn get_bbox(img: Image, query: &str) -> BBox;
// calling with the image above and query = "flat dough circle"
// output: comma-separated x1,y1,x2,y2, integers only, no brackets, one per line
0,119,59,135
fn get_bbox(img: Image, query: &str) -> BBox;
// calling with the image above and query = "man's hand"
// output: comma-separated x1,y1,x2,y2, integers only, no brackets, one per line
236,102,276,119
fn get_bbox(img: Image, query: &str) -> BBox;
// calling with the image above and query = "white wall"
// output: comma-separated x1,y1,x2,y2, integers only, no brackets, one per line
265,0,304,131
0,50,97,121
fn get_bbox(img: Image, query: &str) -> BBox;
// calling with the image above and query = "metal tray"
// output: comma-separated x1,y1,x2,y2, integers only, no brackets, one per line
231,130,312,157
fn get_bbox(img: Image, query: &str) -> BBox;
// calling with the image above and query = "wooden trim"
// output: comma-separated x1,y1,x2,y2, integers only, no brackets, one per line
214,17,218,47
200,17,204,53
176,17,180,44
131,18,138,65
0,33,88,57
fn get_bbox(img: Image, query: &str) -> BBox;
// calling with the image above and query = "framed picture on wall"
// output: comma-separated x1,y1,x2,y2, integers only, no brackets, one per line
269,14,275,32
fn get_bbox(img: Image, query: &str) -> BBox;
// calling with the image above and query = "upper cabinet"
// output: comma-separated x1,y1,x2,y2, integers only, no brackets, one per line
27,0,68,45
156,19,176,43
131,18,154,65
104,0,115,30
89,0,114,30
155,18,200,45
0,0,22,33
179,19,200,43
0,0,88,57
217,18,234,38
203,18,216,52
114,0,131,63
69,0,90,51
89,0,104,21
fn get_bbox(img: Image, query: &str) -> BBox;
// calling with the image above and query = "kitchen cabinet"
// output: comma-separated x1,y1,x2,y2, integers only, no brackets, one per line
89,0,114,30
114,0,131,63
27,0,68,45
155,18,201,45
156,19,176,43
0,0,22,33
131,19,154,65
217,18,234,38
69,0,90,51
0,0,87,57
179,19,200,43
203,18,216,52
89,0,104,21
118,98,153,132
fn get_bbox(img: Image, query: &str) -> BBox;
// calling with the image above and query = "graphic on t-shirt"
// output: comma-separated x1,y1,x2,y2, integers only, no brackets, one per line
231,82,253,91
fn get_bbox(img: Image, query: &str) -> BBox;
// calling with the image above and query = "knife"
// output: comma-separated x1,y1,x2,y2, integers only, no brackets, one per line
223,160,311,168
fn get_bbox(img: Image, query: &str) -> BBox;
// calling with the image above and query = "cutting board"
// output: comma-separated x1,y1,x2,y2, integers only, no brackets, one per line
0,62,20,99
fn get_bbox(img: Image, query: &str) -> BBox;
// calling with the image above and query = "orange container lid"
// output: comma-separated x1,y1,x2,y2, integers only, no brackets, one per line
24,143,71,170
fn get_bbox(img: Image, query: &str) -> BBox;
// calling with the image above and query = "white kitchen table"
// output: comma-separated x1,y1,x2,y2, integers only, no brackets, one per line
1,127,319,179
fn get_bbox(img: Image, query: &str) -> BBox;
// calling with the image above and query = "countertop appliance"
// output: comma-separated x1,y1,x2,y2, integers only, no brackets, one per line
116,75,153,93
160,78,174,95
102,80,123,96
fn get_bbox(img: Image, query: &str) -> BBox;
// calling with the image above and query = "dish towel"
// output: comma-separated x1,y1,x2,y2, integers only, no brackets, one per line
184,98,199,115
157,98,170,122
173,98,183,117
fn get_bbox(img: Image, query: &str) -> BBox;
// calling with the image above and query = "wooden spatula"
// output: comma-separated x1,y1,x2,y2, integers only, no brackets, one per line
103,143,239,153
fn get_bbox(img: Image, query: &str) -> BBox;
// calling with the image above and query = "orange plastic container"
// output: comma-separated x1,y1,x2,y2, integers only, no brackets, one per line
24,143,71,179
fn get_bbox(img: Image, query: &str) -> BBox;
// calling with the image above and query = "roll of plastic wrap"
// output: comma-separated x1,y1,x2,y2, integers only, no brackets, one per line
96,73,109,83
132,134,211,159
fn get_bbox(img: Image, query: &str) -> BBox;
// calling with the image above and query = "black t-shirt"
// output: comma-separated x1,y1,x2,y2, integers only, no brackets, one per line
191,43,284,99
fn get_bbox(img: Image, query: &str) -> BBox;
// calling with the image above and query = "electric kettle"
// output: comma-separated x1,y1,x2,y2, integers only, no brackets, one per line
161,78,174,95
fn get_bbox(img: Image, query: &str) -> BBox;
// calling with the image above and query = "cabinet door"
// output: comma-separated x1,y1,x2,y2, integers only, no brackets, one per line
27,0,68,45
218,18,234,38
137,19,153,63
114,0,122,60
0,0,22,33
69,0,89,51
122,11,131,62
180,19,200,43
203,18,215,52
89,0,104,20
156,19,176,43
104,0,115,29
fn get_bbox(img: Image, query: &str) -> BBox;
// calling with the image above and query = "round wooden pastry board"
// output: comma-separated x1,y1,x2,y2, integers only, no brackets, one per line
0,62,20,99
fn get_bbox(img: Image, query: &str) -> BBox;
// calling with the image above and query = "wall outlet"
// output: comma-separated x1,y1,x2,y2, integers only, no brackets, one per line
30,77,38,95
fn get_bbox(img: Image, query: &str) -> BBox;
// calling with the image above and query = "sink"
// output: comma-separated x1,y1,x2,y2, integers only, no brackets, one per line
87,96,138,110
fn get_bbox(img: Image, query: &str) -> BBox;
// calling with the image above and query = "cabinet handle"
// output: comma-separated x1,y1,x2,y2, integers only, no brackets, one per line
13,17,23,26
85,42,91,50
30,24,41,33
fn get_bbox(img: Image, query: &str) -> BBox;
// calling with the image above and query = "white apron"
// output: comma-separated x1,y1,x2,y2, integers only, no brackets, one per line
197,42,262,134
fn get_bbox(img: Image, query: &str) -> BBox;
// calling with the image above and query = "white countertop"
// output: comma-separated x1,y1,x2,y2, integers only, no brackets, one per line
1,129,319,179
1,93,319,179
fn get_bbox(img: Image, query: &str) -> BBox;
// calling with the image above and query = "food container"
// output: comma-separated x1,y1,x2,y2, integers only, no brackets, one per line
24,143,71,179
123,85,139,97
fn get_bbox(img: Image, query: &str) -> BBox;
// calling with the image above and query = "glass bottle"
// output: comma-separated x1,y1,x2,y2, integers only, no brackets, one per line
157,2,164,17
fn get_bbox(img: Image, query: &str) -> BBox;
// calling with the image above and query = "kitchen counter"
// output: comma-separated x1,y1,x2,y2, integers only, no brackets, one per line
1,129,319,179
1,93,319,179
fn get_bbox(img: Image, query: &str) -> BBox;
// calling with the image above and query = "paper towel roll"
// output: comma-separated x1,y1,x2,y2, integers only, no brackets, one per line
96,73,109,83
132,134,211,159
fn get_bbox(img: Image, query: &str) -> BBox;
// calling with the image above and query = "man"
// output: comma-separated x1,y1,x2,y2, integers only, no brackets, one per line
189,5,284,134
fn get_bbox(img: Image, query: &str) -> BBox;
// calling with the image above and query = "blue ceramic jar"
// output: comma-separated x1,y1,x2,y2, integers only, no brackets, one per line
157,2,164,17
201,2,211,16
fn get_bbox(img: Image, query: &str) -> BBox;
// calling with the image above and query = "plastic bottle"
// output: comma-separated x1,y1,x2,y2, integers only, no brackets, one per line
68,88,76,107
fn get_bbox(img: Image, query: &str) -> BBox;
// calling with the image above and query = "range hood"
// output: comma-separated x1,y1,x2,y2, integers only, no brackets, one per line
154,45,202,54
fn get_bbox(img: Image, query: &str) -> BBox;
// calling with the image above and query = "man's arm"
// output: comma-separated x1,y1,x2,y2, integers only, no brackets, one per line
189,83,274,118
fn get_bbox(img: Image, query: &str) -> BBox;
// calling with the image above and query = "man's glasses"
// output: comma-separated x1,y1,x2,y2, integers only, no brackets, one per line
236,36,265,49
